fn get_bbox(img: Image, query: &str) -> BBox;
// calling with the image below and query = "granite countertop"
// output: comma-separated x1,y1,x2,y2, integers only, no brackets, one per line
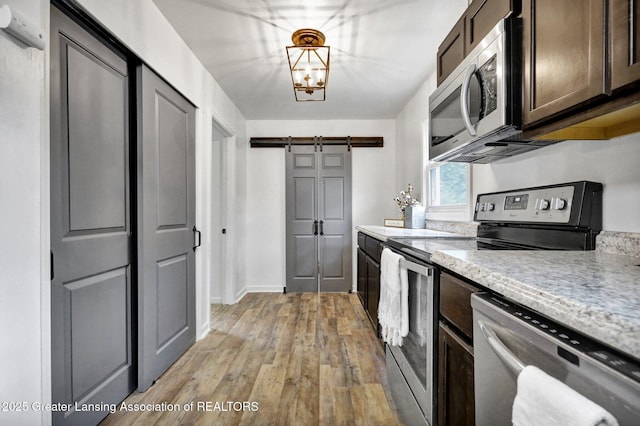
430,249,640,359
356,225,470,241
357,224,640,358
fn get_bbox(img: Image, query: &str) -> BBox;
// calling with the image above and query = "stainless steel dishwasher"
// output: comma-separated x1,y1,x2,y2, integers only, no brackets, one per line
472,292,640,425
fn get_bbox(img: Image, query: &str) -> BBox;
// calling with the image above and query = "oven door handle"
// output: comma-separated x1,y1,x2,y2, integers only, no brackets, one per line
399,258,433,277
478,320,525,375
460,63,478,137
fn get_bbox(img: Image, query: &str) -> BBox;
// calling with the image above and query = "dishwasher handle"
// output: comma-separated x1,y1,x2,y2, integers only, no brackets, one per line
399,258,433,277
478,320,525,375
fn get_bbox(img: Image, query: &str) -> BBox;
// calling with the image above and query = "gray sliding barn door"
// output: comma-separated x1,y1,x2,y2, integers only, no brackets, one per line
137,65,196,391
286,145,352,292
318,146,352,292
50,6,135,425
286,145,319,292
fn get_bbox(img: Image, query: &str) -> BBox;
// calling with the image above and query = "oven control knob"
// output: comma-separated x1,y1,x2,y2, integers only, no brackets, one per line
487,203,495,211
539,199,550,210
553,198,567,210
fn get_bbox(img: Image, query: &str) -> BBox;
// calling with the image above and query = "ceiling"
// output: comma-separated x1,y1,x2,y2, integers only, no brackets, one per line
152,0,466,120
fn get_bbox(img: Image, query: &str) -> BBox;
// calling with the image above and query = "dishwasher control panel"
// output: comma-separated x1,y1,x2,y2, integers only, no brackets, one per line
479,293,640,384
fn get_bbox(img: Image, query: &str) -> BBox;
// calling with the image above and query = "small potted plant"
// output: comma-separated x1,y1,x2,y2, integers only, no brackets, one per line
394,184,425,228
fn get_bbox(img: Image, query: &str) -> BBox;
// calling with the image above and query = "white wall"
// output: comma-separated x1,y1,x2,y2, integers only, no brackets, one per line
74,0,247,330
395,74,435,202
473,135,640,232
0,1,246,424
0,2,49,424
396,66,640,232
394,0,467,204
244,120,398,292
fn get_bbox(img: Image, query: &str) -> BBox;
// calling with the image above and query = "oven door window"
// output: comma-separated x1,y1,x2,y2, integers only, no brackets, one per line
400,270,432,387
430,74,482,146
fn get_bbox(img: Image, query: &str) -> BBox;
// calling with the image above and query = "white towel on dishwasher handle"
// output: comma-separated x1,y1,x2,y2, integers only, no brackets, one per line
512,365,619,426
378,248,409,346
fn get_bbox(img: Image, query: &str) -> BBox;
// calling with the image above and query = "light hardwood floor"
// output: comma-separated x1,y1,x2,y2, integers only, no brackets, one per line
101,292,402,425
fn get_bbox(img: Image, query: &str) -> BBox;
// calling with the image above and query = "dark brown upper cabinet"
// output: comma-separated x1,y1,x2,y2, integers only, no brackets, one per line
437,0,515,86
611,0,640,91
522,0,607,127
522,0,640,140
466,0,514,52
437,16,465,85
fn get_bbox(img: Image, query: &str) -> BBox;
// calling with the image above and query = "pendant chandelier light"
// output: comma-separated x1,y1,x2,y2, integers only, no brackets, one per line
286,29,330,102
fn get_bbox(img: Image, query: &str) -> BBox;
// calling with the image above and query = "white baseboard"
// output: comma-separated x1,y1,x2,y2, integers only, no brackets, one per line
198,322,210,340
245,285,285,294
208,285,287,305
234,286,247,303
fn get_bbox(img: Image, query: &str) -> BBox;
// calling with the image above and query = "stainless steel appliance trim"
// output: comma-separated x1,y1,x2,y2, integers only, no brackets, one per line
460,63,478,136
386,348,429,426
478,319,524,374
400,257,433,277
386,246,436,425
428,21,507,160
472,293,640,425
475,185,575,223
429,20,505,105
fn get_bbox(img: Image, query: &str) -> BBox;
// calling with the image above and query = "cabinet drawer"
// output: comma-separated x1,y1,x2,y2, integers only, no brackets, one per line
439,272,480,340
358,232,366,249
437,16,466,85
364,235,383,262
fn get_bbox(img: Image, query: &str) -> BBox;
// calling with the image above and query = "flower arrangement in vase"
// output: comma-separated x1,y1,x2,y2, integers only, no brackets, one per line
394,183,419,219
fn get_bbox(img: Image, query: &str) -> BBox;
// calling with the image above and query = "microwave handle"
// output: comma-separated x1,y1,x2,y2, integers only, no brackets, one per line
460,64,478,137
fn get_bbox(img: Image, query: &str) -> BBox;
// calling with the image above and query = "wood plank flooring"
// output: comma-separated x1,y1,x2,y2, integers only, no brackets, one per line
100,292,402,425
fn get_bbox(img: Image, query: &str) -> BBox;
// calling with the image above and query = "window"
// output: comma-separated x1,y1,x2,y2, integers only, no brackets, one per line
429,162,468,206
426,162,471,221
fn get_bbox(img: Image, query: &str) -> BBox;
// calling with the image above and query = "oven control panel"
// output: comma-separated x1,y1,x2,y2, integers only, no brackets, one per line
475,185,575,223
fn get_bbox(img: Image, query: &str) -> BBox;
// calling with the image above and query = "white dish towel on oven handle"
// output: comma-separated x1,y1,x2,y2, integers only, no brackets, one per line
512,365,619,426
378,248,409,346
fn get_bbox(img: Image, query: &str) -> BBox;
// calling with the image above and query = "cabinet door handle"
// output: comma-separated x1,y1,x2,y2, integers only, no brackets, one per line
319,220,324,236
313,220,318,235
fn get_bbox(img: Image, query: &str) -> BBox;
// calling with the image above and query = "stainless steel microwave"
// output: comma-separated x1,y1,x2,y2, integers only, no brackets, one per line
428,20,558,163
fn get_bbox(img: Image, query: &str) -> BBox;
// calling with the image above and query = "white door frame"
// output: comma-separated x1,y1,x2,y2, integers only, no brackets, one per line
195,111,235,337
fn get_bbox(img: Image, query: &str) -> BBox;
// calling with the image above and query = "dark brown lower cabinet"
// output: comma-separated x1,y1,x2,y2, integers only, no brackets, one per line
438,271,480,426
366,255,380,329
357,248,367,307
356,232,382,333
438,322,475,426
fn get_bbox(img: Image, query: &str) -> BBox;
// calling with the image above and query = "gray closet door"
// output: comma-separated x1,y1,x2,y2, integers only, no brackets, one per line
318,146,352,292
50,6,135,425
286,145,320,292
285,145,352,292
137,65,196,391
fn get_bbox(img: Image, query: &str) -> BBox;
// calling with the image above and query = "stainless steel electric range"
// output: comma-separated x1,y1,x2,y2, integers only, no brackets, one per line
383,180,603,426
